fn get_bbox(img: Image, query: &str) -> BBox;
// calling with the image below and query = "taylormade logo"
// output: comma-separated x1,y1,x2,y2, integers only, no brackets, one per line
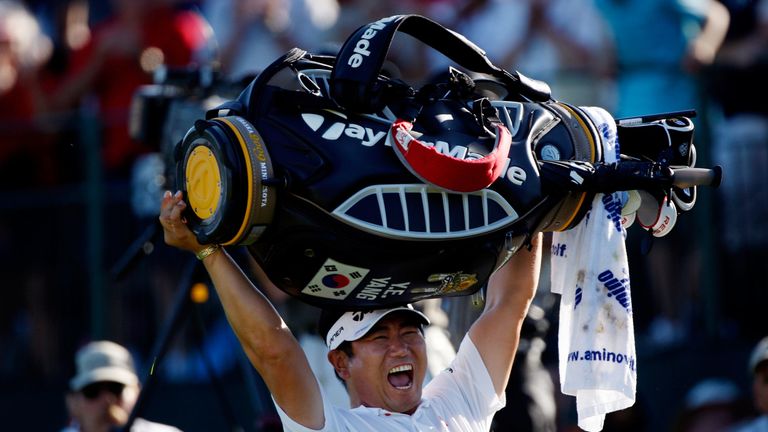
394,127,481,160
301,112,528,186
302,113,386,147
347,16,398,68
303,112,477,158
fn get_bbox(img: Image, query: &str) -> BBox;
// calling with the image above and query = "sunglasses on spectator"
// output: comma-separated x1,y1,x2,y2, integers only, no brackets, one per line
80,381,125,399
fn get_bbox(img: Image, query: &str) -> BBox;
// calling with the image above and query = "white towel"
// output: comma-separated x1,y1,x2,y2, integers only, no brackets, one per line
550,106,636,431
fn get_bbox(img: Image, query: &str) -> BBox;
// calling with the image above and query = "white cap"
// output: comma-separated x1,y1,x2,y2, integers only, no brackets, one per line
749,336,768,374
324,305,430,350
69,341,139,391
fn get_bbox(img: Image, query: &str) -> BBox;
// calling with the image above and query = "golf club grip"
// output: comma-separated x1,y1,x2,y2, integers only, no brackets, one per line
671,166,722,188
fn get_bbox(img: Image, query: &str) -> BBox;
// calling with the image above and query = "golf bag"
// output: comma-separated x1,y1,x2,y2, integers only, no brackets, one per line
172,15,720,309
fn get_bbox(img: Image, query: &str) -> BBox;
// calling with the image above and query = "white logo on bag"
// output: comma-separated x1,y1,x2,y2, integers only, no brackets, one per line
393,128,481,160
355,277,409,300
302,113,386,147
347,16,398,68
302,113,528,186
406,124,527,185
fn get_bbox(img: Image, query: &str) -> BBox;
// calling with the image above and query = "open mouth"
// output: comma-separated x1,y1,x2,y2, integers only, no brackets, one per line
387,364,414,390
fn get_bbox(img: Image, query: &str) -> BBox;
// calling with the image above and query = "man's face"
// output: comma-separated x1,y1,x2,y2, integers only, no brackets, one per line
345,313,427,414
66,381,139,432
754,362,768,414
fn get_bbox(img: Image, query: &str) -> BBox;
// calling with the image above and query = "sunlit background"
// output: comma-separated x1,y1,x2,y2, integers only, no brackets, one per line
1,0,766,431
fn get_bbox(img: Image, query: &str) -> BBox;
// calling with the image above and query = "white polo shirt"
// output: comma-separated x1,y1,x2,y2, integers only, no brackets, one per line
275,336,505,432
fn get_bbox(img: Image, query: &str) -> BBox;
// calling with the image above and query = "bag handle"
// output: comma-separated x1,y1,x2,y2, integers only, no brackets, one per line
387,98,512,192
330,14,551,113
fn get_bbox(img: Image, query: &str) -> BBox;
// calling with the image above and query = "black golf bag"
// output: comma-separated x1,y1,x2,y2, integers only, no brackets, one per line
172,15,720,310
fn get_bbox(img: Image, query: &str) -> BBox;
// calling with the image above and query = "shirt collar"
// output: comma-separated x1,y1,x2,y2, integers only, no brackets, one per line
350,399,429,417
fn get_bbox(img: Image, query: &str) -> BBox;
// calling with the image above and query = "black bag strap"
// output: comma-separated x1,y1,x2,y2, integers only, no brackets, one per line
330,14,551,113
233,47,310,118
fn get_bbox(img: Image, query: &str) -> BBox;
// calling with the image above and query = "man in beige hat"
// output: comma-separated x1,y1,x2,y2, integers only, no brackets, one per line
61,340,181,432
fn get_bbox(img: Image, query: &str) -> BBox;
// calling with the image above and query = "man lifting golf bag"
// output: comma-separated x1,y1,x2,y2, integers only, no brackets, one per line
172,14,721,310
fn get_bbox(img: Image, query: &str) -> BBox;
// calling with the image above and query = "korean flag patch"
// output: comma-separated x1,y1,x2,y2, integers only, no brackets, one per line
301,258,370,300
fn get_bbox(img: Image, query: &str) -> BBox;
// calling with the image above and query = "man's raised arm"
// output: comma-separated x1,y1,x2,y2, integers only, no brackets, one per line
159,191,325,429
468,233,543,396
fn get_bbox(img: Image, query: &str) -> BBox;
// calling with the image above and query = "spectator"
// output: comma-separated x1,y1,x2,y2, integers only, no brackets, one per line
674,377,749,432
594,0,730,345
732,336,768,432
35,1,214,360
34,0,93,185
595,0,730,119
707,0,768,339
0,0,56,189
426,0,611,105
0,3,64,382
61,340,182,432
202,0,339,82
47,0,212,180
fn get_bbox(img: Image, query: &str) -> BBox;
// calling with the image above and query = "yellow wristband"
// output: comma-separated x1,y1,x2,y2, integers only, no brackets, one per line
195,244,221,261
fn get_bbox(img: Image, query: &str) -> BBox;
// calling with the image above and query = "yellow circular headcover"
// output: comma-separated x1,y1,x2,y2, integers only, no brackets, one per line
186,146,222,220
176,115,277,246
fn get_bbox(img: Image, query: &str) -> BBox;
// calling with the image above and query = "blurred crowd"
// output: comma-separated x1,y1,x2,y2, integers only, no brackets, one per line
0,0,767,431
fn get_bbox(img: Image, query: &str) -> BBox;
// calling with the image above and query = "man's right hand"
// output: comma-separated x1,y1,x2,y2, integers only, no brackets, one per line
158,190,206,256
